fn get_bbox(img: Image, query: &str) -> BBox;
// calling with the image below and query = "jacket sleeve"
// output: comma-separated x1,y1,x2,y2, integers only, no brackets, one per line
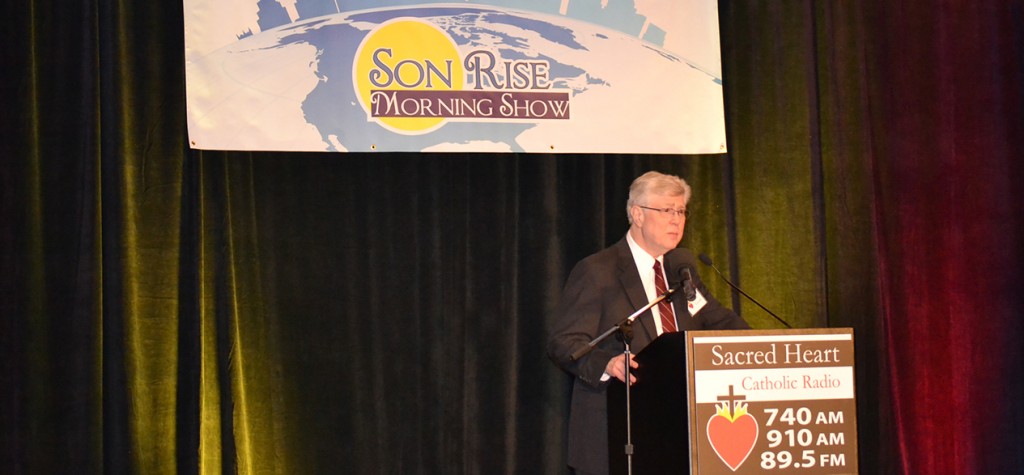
546,258,620,389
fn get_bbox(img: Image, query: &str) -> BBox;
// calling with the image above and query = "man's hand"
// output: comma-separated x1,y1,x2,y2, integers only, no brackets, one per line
605,353,638,384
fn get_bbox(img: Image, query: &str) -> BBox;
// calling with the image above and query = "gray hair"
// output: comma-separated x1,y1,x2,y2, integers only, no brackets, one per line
626,171,691,224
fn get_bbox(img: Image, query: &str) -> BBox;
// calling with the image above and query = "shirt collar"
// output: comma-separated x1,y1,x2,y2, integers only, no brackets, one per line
626,231,662,273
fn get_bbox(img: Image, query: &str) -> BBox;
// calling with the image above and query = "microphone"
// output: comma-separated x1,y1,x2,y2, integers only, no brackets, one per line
667,256,697,301
679,267,696,301
698,253,791,328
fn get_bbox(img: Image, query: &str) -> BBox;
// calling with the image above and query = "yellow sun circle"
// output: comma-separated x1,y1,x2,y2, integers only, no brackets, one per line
353,19,464,134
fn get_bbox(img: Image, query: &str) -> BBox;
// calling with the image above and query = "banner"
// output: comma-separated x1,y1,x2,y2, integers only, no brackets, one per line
184,1,726,154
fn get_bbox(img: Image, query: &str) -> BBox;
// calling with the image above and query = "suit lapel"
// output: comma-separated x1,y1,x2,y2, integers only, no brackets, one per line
615,238,658,343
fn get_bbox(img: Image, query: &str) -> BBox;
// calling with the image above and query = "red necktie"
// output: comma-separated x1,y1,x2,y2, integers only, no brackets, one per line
653,260,677,333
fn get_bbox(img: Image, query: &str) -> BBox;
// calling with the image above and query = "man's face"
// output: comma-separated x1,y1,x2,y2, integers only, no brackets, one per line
630,193,687,257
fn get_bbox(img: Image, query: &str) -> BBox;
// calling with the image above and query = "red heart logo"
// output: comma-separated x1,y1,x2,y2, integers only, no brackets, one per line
706,412,759,471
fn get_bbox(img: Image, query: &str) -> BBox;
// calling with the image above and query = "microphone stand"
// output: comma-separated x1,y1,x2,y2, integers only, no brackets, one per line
569,285,679,361
570,284,681,475
618,320,635,475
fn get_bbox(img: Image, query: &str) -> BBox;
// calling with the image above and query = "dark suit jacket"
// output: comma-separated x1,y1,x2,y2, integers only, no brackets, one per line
547,237,749,474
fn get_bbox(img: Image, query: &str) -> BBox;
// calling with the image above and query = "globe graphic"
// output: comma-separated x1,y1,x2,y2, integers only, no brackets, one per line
186,5,725,153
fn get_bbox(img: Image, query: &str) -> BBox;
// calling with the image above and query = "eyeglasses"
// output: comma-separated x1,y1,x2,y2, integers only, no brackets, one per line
638,205,690,219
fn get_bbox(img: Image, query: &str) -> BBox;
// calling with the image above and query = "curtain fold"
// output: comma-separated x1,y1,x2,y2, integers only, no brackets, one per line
867,1,1024,473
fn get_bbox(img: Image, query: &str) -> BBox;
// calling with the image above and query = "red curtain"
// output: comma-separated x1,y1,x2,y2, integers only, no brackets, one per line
871,1,1024,472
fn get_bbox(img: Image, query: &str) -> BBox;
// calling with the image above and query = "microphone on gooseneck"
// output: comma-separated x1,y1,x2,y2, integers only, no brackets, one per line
698,253,792,328
667,255,697,301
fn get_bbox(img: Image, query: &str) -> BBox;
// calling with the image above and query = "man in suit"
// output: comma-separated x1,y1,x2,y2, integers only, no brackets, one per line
547,171,750,475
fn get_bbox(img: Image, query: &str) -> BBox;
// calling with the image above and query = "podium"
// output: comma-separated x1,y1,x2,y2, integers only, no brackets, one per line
607,332,689,474
607,329,859,475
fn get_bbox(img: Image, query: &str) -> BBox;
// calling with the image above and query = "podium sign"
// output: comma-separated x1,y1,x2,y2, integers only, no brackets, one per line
686,329,858,474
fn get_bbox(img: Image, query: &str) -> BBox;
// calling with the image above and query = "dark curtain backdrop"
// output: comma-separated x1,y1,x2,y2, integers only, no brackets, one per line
2,0,1023,474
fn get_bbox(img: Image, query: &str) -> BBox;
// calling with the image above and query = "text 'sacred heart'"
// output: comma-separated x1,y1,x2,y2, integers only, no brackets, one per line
706,413,759,471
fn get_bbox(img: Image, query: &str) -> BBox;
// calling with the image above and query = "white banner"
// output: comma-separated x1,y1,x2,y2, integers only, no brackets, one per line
184,1,726,154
